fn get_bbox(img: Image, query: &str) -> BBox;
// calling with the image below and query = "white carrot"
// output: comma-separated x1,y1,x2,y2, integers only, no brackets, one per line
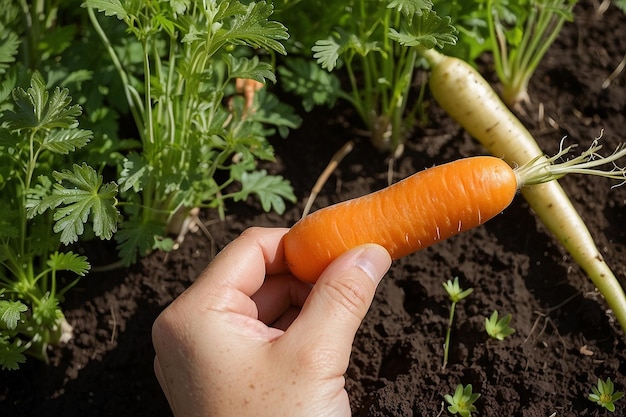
420,47,626,336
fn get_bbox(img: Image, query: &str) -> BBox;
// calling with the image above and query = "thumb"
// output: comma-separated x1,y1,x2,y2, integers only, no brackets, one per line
284,244,391,371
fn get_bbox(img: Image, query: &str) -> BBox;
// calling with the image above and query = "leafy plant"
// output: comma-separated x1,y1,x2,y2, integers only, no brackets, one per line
486,0,577,108
0,5,20,77
86,0,301,264
442,276,472,369
279,0,457,152
588,377,624,412
429,0,492,62
0,72,119,369
444,383,481,417
484,310,515,340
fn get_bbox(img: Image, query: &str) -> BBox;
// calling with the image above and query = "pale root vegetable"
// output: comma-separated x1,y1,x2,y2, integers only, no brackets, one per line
421,47,626,335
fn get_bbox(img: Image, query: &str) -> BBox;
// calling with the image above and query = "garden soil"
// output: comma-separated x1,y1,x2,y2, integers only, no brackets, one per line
2,2,626,416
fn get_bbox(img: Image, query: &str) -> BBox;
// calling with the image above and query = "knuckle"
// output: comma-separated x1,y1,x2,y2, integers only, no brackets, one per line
321,274,371,319
151,303,184,345
237,226,263,243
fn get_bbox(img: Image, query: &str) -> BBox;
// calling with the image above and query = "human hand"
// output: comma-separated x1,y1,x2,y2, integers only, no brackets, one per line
152,227,391,417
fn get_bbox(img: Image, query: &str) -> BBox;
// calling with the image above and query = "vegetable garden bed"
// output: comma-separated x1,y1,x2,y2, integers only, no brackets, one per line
2,1,626,416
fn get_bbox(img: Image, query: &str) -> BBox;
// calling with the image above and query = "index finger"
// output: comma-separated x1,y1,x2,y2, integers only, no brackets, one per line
177,227,290,313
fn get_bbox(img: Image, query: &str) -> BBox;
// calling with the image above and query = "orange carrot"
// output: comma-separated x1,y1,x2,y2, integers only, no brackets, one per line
284,144,626,283
285,156,516,283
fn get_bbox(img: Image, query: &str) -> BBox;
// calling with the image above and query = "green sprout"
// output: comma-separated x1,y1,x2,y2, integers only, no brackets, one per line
588,377,624,412
444,383,481,417
484,310,515,341
442,277,473,369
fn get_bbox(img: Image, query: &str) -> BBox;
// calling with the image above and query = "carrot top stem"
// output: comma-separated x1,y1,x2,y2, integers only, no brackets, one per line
515,138,626,188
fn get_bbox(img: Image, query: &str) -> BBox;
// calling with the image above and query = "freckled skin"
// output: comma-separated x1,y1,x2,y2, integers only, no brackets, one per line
152,228,392,417
284,156,517,283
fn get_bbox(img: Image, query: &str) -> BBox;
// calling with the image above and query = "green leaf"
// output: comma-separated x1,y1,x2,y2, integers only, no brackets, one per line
445,383,480,417
25,175,53,216
118,152,149,193
169,0,190,16
0,30,20,75
245,89,302,139
115,219,165,266
218,1,288,55
37,25,78,60
485,310,515,340
313,31,382,72
443,276,473,303
386,0,433,18
0,66,18,107
193,1,287,54
312,38,345,71
0,337,27,371
589,377,624,412
153,12,177,36
233,170,295,214
32,292,62,326
47,251,90,276
29,163,119,243
388,11,458,49
40,127,93,154
153,236,175,252
3,73,84,131
225,55,276,84
0,300,28,330
83,0,128,20
278,58,341,111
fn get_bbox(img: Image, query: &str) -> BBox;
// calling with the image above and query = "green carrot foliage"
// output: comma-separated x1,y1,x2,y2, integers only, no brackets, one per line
276,0,457,152
0,72,119,369
85,0,301,264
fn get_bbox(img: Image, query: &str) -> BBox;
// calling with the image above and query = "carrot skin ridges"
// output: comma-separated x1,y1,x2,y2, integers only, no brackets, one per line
284,156,517,283
424,48,626,336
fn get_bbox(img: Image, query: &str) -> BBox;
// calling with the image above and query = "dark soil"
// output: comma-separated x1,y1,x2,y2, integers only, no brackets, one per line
2,2,626,416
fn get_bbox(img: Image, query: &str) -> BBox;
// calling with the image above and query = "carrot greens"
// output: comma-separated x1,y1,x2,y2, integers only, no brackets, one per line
0,72,119,370
425,0,576,108
486,0,577,108
86,0,301,264
513,138,626,186
277,0,457,152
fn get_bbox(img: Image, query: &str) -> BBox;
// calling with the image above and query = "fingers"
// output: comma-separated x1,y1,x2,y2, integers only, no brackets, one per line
177,227,290,314
281,244,391,371
206,226,290,289
251,273,311,325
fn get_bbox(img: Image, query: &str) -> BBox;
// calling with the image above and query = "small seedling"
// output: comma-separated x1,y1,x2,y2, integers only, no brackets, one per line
484,310,515,341
442,277,473,369
588,377,624,412
444,383,480,417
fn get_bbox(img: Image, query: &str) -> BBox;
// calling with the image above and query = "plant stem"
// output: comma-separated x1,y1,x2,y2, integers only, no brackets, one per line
514,139,626,187
442,300,457,370
86,6,145,136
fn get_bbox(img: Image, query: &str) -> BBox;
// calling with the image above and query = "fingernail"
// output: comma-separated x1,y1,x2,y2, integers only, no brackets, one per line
354,245,391,284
